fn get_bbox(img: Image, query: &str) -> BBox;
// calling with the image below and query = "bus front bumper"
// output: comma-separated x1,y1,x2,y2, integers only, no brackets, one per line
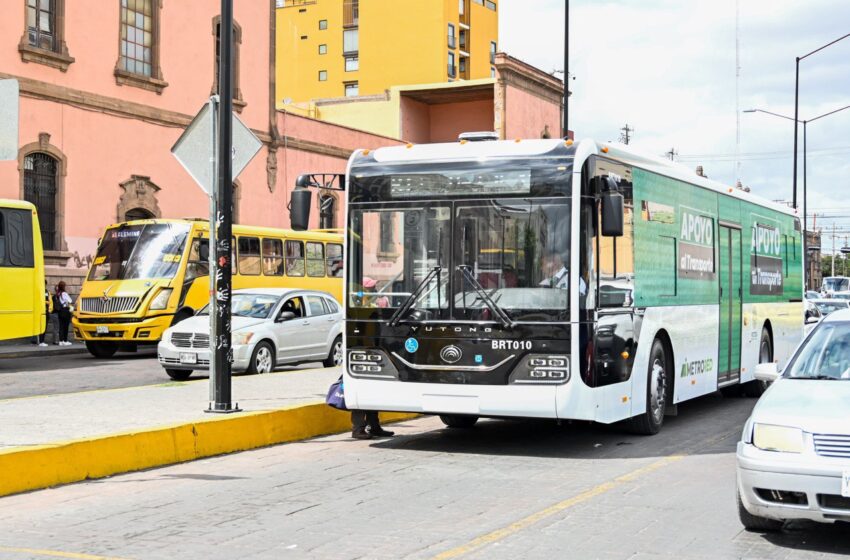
72,314,173,343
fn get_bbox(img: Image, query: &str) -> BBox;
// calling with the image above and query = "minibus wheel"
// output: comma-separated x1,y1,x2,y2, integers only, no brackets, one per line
439,415,479,429
85,341,117,358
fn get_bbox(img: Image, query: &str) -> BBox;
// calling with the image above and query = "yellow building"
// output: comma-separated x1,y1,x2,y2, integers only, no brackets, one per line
275,0,499,105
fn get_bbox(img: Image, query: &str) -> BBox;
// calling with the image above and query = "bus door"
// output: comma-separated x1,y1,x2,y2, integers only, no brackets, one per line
718,224,742,385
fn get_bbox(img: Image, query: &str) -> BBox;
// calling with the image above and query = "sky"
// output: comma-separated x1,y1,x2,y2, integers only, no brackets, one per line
499,0,850,256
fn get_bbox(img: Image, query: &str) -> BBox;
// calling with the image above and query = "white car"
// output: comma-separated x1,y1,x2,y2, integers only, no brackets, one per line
737,309,850,530
158,288,343,380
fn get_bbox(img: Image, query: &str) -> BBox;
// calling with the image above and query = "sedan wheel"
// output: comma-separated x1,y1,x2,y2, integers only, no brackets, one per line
323,336,343,368
248,342,275,374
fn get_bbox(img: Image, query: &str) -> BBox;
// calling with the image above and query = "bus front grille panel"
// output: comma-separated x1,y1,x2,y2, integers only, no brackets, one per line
81,297,140,314
813,434,850,459
171,333,210,349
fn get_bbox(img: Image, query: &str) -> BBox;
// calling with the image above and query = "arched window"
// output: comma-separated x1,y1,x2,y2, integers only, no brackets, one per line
124,207,155,222
23,152,58,250
319,193,336,229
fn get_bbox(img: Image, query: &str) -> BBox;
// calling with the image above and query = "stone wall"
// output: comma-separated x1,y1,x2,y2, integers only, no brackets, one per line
45,266,87,304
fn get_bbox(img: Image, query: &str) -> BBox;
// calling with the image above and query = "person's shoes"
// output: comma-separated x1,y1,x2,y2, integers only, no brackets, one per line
38,343,48,347
351,428,373,440
369,428,395,437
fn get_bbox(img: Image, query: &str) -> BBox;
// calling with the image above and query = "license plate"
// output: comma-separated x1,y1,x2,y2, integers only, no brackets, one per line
179,352,198,364
96,326,109,334
842,470,850,498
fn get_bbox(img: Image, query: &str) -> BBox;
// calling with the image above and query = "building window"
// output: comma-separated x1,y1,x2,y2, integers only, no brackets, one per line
345,56,358,72
124,207,154,221
344,82,359,97
344,0,359,28
19,0,73,71
485,0,497,10
448,23,456,49
319,193,336,229
318,70,328,81
490,66,496,78
459,29,467,50
490,41,497,64
119,0,155,76
459,56,467,78
343,29,358,54
27,0,57,51
448,52,456,78
319,19,327,30
213,16,244,109
318,43,327,54
472,0,483,4
23,153,58,251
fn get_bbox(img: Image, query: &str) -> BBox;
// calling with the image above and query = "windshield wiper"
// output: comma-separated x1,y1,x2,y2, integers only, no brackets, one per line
388,266,442,327
456,265,513,329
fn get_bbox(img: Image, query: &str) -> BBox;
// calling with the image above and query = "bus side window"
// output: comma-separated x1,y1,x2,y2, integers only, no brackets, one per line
238,237,261,275
263,238,284,276
595,161,634,308
285,240,305,277
327,243,343,277
2,209,35,268
0,212,5,266
185,237,210,281
306,242,325,277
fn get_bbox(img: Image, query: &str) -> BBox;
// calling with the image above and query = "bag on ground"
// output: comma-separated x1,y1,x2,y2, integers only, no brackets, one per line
325,377,346,410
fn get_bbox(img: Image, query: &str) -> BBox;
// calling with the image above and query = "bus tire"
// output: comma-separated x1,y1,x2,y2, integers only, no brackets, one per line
85,341,117,359
439,415,479,429
737,487,783,532
165,368,192,381
630,338,668,435
743,329,772,398
246,341,275,374
323,336,343,368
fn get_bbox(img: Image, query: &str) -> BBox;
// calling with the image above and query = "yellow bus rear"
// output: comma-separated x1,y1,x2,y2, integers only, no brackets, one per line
0,199,45,341
73,219,343,358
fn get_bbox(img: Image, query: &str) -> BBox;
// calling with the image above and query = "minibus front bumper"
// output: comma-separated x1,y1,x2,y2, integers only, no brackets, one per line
72,313,173,343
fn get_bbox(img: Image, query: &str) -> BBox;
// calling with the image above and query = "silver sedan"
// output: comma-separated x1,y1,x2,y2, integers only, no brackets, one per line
737,309,850,530
158,288,343,380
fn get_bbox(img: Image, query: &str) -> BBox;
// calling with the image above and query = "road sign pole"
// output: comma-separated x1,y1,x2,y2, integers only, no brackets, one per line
210,0,238,413
208,95,218,402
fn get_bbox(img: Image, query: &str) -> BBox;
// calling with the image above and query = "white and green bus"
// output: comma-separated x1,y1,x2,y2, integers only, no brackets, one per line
330,138,803,434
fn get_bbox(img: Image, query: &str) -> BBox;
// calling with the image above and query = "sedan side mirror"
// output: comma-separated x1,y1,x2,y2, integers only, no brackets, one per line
805,315,820,325
276,311,296,323
754,362,781,383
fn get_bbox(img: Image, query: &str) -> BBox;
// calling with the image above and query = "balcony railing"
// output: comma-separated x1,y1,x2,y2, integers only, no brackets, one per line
344,0,359,28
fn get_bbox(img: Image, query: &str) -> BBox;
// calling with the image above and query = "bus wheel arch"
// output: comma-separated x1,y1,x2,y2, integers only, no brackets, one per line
630,330,673,435
744,322,773,398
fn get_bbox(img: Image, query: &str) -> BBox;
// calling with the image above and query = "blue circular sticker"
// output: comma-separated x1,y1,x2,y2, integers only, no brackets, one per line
404,338,419,353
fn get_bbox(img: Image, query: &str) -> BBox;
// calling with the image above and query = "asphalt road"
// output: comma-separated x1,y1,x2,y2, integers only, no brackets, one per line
0,350,322,400
0,393,847,560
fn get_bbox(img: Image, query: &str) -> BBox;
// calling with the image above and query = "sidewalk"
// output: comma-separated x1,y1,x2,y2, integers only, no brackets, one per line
0,367,416,497
0,339,87,359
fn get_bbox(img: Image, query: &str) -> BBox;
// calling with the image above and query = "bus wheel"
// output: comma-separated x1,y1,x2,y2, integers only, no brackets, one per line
323,336,343,368
247,341,275,374
165,368,192,381
440,415,479,429
630,338,668,435
85,341,117,359
743,329,772,398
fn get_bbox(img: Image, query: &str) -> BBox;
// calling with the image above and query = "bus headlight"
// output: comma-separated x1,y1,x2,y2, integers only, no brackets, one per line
149,288,173,310
753,424,804,453
509,355,570,385
348,349,398,379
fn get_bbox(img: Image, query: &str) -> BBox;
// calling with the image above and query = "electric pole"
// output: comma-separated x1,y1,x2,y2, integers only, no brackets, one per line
665,147,677,161
619,124,633,145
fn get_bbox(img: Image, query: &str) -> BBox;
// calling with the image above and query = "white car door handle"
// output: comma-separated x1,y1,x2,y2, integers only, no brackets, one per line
302,320,310,326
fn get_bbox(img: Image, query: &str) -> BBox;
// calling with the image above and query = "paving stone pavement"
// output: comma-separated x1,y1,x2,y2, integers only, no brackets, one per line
0,393,848,560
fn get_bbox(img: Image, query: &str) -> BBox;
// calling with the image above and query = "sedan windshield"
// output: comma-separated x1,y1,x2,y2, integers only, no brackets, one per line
786,322,850,380
89,223,190,281
199,294,281,319
815,301,849,315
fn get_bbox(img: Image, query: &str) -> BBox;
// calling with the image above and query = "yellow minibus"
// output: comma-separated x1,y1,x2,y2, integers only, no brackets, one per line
0,199,45,341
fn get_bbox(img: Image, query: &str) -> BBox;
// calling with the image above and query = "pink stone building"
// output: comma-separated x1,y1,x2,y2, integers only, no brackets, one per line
0,0,399,296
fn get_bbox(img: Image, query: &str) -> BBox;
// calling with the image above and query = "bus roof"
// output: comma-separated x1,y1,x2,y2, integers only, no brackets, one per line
101,218,343,241
357,138,798,219
0,199,37,212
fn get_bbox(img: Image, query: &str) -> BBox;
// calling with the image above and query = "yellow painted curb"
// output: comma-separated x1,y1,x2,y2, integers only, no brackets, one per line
0,404,418,498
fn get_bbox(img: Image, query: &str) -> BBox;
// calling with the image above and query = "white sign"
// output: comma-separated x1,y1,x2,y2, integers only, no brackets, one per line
0,79,19,161
171,98,262,195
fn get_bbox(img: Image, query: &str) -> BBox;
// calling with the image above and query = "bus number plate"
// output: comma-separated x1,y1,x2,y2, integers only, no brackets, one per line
842,470,850,498
180,352,198,365
96,326,109,335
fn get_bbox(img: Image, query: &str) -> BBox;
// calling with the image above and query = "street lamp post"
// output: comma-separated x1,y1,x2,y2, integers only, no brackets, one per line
744,104,850,290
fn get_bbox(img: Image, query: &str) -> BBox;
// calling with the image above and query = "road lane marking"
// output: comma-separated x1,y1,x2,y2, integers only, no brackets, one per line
0,546,132,560
432,454,685,559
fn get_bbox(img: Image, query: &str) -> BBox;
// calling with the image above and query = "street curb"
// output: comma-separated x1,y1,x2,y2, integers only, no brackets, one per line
0,403,418,498
0,347,88,359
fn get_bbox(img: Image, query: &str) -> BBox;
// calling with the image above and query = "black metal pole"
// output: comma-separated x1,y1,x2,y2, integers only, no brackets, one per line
792,57,799,209
563,0,569,138
802,120,807,289
211,0,236,412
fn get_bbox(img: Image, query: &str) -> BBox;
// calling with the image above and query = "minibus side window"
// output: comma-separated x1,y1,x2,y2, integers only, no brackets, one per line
285,240,305,277
238,237,261,275
306,242,325,277
327,243,343,277
263,238,284,276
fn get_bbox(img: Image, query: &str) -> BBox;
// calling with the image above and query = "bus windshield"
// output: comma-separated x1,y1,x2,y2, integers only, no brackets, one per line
348,198,570,323
88,223,190,281
824,277,850,292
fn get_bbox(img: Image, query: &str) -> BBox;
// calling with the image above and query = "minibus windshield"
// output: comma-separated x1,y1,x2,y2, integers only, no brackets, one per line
88,223,190,281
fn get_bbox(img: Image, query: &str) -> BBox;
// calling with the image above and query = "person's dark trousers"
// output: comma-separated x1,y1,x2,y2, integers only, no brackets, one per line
351,410,380,431
58,310,72,343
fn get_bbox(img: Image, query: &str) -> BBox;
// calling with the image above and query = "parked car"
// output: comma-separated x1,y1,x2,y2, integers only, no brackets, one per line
157,288,343,380
737,309,850,530
812,298,850,317
805,290,821,300
832,291,850,302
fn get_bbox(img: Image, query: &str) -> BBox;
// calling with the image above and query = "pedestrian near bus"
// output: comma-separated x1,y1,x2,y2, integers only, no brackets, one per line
351,410,395,440
53,281,73,346
37,282,53,346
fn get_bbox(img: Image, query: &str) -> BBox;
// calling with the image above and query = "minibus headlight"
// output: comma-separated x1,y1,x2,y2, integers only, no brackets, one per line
149,288,173,310
753,424,804,453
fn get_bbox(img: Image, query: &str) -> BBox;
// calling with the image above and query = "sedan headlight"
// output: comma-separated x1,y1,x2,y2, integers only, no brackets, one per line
149,288,173,310
233,331,254,345
753,424,804,453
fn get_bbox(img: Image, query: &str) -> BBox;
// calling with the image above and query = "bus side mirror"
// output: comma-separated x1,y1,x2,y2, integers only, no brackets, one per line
290,175,313,231
600,177,624,237
199,243,209,261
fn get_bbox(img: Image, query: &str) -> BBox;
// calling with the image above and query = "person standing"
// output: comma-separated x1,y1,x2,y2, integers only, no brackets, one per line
36,282,53,346
351,410,394,440
54,281,74,346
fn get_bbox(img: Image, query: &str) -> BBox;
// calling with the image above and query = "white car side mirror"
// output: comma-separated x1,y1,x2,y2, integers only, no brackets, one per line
754,362,781,383
805,315,820,325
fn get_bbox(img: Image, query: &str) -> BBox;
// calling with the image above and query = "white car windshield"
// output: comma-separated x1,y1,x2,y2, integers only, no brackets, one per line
198,294,281,319
786,322,850,380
